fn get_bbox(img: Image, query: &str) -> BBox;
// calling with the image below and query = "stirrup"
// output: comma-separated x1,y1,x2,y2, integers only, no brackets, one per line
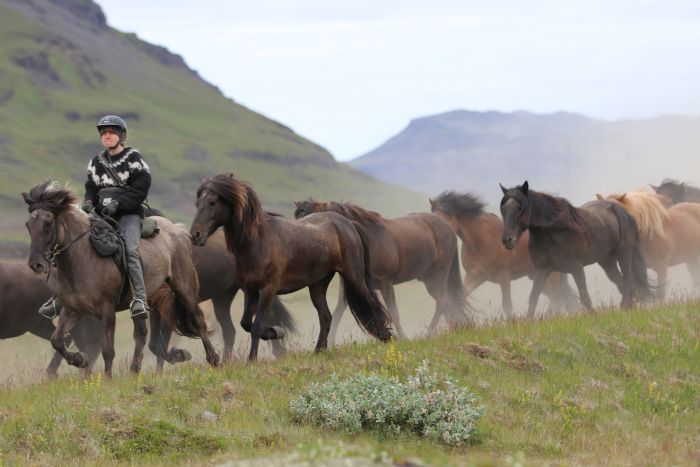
129,298,149,319
38,297,59,320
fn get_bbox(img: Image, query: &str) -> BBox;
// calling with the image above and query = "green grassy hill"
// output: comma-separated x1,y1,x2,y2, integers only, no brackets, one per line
0,0,425,250
0,302,697,465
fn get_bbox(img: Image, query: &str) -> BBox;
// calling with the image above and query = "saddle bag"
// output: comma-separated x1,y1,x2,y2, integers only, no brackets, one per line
90,223,123,257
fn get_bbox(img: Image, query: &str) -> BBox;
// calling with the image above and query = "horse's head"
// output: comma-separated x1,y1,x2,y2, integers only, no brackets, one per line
293,199,323,219
499,181,529,250
191,180,231,246
191,174,264,247
651,180,682,207
22,181,78,273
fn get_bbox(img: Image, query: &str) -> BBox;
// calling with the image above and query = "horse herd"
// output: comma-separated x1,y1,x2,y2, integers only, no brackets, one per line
3,176,700,379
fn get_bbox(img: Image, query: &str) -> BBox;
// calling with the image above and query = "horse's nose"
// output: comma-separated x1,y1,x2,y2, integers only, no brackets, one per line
191,230,203,245
501,234,516,250
29,259,45,273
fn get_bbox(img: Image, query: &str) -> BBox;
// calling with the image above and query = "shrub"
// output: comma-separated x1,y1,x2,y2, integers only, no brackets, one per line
290,361,484,446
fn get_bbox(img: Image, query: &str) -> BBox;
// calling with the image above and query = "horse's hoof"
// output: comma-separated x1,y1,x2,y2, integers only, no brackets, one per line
270,326,285,339
168,348,192,363
71,352,89,369
207,352,221,367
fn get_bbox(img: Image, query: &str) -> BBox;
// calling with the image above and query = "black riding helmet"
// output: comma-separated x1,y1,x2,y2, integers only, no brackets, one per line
96,115,127,145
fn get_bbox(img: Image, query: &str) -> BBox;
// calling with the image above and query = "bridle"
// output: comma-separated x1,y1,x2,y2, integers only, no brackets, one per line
29,211,92,282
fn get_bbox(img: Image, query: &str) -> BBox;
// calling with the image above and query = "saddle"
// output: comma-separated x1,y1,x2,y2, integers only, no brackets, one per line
89,215,160,301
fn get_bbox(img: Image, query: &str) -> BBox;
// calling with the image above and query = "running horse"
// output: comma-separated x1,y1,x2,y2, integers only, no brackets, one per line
429,191,577,318
293,199,468,340
23,181,220,377
500,181,652,317
0,261,102,377
598,190,700,299
190,174,393,360
651,179,700,207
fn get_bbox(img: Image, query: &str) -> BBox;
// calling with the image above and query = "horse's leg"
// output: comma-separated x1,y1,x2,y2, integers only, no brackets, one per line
308,274,335,351
571,267,593,311
497,273,514,319
249,287,277,361
212,286,238,363
50,308,88,369
130,314,148,374
598,257,626,296
654,263,668,302
148,304,189,370
29,320,63,378
381,285,406,339
686,257,700,297
71,315,103,374
241,290,257,334
424,277,457,334
327,279,347,345
99,304,117,378
527,269,551,319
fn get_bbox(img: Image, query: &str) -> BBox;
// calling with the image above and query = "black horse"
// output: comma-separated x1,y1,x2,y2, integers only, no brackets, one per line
500,181,652,317
651,179,700,207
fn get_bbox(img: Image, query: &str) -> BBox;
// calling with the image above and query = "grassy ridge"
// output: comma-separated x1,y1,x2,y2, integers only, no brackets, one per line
0,303,698,465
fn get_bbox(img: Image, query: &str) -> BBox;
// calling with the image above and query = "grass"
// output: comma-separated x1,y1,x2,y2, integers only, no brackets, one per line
0,301,698,465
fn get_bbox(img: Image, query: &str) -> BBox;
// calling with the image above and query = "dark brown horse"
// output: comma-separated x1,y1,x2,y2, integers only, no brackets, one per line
651,179,700,207
23,181,219,377
293,199,468,340
149,228,297,367
429,191,577,318
190,174,393,360
500,181,652,317
0,261,102,377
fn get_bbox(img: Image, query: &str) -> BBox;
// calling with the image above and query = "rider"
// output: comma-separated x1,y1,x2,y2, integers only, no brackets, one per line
38,115,152,319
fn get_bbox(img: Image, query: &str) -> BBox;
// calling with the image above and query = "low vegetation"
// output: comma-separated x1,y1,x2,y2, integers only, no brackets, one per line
0,302,698,465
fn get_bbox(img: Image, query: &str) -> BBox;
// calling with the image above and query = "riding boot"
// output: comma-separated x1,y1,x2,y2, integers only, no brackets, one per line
120,214,149,319
38,296,61,320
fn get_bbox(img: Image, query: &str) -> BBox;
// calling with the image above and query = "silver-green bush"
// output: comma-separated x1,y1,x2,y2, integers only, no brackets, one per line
290,361,484,446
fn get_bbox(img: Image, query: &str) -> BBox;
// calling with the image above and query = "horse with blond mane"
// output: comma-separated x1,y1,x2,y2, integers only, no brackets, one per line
599,190,700,299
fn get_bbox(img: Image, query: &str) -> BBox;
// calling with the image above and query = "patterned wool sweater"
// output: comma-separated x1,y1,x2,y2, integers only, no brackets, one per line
84,147,152,217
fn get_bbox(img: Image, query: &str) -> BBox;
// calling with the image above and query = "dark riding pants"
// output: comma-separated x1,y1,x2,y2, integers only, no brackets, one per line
120,214,147,303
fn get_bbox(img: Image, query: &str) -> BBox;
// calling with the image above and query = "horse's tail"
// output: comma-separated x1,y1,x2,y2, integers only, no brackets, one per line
150,280,211,338
270,297,298,335
612,203,654,300
342,221,393,342
447,247,472,325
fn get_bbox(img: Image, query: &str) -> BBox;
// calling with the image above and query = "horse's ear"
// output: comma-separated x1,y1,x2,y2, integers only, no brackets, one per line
522,180,529,195
227,173,235,179
596,193,604,200
429,198,436,209
619,193,627,201
650,184,658,191
21,192,31,205
499,183,507,195
293,201,300,207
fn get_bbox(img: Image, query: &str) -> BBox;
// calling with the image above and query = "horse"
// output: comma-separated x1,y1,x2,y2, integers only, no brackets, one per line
0,261,102,377
149,228,297,367
189,173,393,360
23,180,220,377
500,181,652,317
293,199,467,340
429,191,578,318
598,190,700,299
651,179,700,207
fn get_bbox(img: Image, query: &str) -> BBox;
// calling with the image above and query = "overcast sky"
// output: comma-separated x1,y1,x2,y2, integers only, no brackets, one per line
98,0,700,161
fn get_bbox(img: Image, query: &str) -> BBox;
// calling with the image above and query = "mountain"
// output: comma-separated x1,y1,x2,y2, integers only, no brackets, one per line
350,110,700,206
0,0,425,253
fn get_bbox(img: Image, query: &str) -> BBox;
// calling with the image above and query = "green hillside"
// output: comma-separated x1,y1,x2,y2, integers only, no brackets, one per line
0,0,424,248
0,303,697,465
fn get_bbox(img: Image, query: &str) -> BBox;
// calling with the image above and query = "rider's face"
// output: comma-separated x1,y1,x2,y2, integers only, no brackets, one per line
100,127,121,148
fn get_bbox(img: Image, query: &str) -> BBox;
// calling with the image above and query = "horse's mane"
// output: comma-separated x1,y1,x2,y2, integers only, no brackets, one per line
504,186,584,231
658,178,700,202
605,191,668,239
295,199,383,223
431,191,486,219
22,180,79,214
325,201,383,224
197,174,265,245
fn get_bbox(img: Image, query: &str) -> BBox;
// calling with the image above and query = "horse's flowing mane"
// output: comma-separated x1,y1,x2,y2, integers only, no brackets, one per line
504,186,584,231
431,191,487,219
22,180,79,213
605,191,668,239
197,174,265,245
